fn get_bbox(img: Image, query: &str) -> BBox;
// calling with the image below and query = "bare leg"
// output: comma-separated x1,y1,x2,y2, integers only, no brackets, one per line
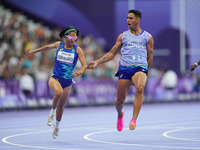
131,72,147,121
115,79,132,118
56,85,71,121
51,85,71,139
115,79,131,131
48,77,63,109
132,91,144,121
47,77,63,126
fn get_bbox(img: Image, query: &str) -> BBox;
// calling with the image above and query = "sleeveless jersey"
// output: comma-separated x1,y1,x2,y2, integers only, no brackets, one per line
119,30,151,67
53,42,78,79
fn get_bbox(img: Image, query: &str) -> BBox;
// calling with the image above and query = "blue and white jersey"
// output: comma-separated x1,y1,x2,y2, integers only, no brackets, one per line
53,42,78,79
119,30,151,68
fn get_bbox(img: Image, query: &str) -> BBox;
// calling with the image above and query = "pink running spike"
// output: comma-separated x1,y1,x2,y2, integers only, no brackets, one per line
117,112,124,131
129,120,136,130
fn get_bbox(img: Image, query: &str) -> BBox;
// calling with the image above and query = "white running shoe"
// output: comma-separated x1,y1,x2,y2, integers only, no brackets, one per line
47,113,55,126
52,123,59,139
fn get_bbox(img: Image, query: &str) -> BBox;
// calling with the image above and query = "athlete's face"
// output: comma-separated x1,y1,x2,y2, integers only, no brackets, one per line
127,13,140,29
64,31,77,46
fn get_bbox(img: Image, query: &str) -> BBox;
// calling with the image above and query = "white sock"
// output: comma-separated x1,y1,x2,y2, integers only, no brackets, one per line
51,109,56,114
55,121,60,128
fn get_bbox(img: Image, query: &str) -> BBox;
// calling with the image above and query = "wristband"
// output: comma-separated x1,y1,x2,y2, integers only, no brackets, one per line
194,63,198,66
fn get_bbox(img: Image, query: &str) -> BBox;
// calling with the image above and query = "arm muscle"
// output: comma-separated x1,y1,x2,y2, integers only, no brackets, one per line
147,36,154,67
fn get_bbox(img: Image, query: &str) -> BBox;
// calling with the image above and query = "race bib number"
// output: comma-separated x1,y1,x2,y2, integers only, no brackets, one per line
57,51,74,64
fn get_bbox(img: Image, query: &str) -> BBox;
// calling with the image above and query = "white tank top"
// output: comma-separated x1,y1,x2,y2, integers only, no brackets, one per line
120,30,151,66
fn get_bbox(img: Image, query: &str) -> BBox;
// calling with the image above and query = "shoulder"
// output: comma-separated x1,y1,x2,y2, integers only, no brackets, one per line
55,41,62,45
54,41,62,49
76,46,85,57
148,35,154,45
121,30,130,39
118,31,127,40
116,33,123,44
143,31,152,37
76,46,83,53
143,31,153,41
118,33,123,39
146,32,154,46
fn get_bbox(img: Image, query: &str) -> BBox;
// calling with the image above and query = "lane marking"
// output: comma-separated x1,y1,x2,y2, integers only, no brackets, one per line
2,130,83,150
83,128,200,149
2,122,200,150
163,127,200,142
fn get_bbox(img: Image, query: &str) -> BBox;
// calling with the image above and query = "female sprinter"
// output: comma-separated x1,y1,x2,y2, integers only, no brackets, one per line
25,26,87,139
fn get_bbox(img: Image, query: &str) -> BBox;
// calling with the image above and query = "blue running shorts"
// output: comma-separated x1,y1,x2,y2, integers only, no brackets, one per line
51,74,72,88
115,66,148,80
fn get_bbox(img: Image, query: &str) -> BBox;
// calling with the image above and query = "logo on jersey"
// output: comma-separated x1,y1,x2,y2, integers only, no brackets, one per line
125,42,145,48
72,48,76,54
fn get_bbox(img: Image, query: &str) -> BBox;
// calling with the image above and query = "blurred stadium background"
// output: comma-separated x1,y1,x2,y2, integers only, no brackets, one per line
0,0,200,110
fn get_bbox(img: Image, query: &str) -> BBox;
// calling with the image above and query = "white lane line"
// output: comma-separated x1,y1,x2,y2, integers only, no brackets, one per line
2,130,83,150
83,128,200,149
163,127,200,142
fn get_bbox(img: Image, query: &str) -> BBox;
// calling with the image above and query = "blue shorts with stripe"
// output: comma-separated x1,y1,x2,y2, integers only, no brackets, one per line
51,74,72,88
115,65,148,80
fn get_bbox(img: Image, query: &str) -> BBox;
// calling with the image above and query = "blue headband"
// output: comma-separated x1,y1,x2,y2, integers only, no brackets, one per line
64,29,77,35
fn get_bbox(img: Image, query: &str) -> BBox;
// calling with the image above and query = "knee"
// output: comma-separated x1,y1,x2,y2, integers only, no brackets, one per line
55,89,63,98
136,85,145,95
115,100,123,105
116,96,126,105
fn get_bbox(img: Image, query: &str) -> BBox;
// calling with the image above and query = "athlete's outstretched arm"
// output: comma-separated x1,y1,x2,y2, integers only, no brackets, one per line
89,34,123,69
25,41,61,55
73,47,87,77
191,59,200,71
147,36,154,68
